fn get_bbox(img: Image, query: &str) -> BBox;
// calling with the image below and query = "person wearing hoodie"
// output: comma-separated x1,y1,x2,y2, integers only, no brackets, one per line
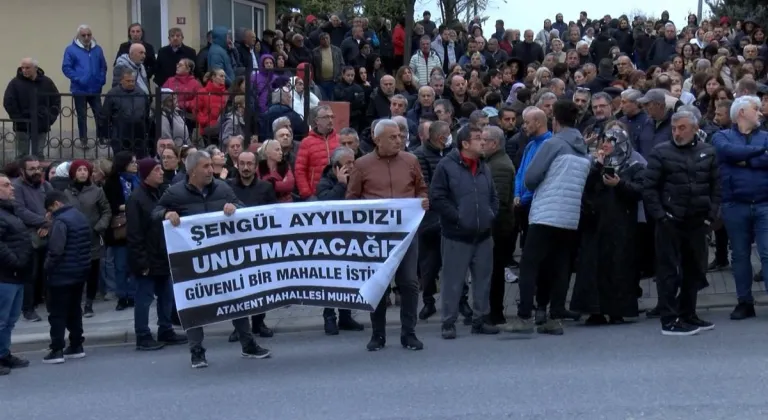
504,99,590,336
552,14,568,38
113,43,150,95
62,24,108,145
50,162,72,192
114,23,156,81
252,54,278,113
206,26,235,86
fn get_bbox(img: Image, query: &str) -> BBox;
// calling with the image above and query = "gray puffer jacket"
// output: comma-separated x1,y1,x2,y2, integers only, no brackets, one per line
65,182,112,259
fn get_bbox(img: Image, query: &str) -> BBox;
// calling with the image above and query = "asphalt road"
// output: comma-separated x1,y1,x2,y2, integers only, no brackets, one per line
2,309,767,420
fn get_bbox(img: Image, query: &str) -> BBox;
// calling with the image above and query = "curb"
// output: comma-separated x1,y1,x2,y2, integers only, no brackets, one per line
10,299,757,353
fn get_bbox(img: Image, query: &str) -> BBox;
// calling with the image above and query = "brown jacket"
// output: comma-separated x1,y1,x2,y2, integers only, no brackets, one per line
346,150,428,200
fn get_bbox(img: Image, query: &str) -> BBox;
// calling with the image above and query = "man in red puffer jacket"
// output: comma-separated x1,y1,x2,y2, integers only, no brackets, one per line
295,105,340,199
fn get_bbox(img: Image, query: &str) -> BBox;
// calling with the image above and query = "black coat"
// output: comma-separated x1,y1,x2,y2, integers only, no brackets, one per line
154,44,198,87
3,67,60,133
571,160,644,317
412,143,448,232
126,183,170,276
102,175,136,246
0,200,33,285
45,205,91,286
642,139,720,223
226,177,276,206
315,165,346,200
333,81,366,121
152,178,244,220
647,37,677,67
366,88,392,124
513,41,544,67
115,41,157,81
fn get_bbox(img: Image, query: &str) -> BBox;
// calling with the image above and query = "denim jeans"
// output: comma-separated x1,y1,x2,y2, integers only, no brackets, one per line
100,247,116,294
721,202,768,304
111,246,135,299
0,283,24,357
134,275,174,337
73,94,104,144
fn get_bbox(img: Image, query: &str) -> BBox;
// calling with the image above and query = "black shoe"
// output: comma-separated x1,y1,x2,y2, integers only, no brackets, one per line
241,341,271,359
190,347,208,368
158,331,188,345
730,302,757,320
661,318,700,336
324,317,339,335
707,259,729,272
83,304,94,318
366,335,386,351
534,309,548,326
63,344,86,359
126,298,135,308
418,302,437,320
550,309,582,321
488,313,507,325
459,300,473,319
338,316,364,331
754,271,763,283
585,314,608,326
471,321,500,335
441,323,457,339
400,333,424,350
23,310,42,322
608,316,626,325
136,336,165,351
228,329,239,343
684,315,714,331
0,353,30,369
253,321,274,338
115,298,128,311
43,349,65,364
0,365,9,375
646,306,661,319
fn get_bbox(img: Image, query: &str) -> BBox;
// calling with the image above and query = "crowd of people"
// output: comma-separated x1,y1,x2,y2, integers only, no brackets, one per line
2,9,768,372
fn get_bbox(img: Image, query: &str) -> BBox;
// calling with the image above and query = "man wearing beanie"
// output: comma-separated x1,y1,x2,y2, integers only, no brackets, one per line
126,158,187,351
153,150,270,368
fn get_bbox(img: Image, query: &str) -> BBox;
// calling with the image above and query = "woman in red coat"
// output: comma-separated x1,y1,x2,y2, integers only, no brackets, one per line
392,18,406,70
195,69,228,133
257,139,295,203
161,58,202,114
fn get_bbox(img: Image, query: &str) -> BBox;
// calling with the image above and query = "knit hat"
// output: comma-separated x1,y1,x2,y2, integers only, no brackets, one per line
68,159,93,180
160,87,174,105
54,162,71,178
137,157,160,181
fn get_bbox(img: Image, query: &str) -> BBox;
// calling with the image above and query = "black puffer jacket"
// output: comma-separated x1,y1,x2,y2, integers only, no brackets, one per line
642,139,720,223
127,183,170,276
315,165,346,200
413,142,448,232
152,178,244,220
0,200,33,284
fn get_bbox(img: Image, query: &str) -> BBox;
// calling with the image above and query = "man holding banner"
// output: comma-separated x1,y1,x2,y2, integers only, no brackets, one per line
154,150,271,369
346,119,430,352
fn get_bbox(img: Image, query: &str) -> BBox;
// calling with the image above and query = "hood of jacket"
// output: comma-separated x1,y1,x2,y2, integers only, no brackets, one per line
74,38,98,50
115,54,140,71
15,67,46,80
260,54,275,68
556,127,588,155
211,26,229,49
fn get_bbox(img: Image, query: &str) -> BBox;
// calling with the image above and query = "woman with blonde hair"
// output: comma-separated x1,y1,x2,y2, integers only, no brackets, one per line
256,139,295,203
532,67,552,92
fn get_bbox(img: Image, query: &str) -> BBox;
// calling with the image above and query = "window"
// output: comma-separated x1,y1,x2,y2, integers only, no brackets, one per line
201,0,267,38
132,0,168,49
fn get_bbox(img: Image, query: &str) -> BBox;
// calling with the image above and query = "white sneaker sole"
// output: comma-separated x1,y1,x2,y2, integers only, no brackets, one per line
64,352,86,359
696,324,715,331
661,327,700,336
42,358,65,364
191,361,208,369
241,351,271,359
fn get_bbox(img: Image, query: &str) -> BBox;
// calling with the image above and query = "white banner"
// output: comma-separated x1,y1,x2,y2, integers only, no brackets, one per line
163,199,424,329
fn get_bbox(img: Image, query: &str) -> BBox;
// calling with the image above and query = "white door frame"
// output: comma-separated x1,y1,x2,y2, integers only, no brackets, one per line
231,0,267,35
132,0,169,42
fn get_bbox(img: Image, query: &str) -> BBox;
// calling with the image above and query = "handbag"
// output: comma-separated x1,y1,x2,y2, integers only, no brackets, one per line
110,212,127,240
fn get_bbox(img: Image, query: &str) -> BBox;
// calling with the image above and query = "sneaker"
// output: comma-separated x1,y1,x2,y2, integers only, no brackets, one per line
471,322,500,335
228,329,239,343
0,353,30,369
534,309,548,326
83,304,94,318
136,336,165,351
63,345,86,359
158,331,188,345
504,267,519,283
190,347,208,368
536,319,564,335
441,323,457,339
338,316,364,331
730,302,756,320
418,302,437,320
324,317,339,335
550,309,582,322
400,333,424,350
253,321,274,338
684,315,714,331
115,298,128,311
241,342,271,359
42,349,65,364
23,310,42,322
661,318,700,336
502,316,535,334
646,306,661,319
707,259,729,272
366,335,386,351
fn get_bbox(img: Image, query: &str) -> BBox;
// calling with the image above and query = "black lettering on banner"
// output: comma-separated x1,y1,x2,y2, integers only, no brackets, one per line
169,231,406,283
177,286,375,329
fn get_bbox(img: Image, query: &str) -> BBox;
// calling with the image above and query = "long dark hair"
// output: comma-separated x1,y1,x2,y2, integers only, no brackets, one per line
111,151,135,178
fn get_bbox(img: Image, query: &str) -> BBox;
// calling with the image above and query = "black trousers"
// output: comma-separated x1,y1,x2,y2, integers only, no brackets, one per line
517,224,576,318
85,259,100,302
419,228,442,304
46,282,85,351
714,225,729,265
655,221,708,325
489,234,513,318
513,205,531,250
23,248,46,312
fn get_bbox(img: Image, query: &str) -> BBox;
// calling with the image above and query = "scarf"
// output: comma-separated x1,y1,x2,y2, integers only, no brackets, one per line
119,172,139,200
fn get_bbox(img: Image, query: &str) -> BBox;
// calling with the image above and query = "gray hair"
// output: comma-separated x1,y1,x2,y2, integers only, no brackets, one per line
591,92,612,104
671,110,699,127
434,99,454,114
272,116,291,133
469,110,488,124
330,146,355,166
185,150,211,172
76,24,92,35
338,127,359,140
695,59,711,71
119,68,136,79
535,92,557,107
482,125,505,149
391,94,409,107
576,40,589,49
430,74,445,84
677,105,702,121
310,105,332,124
730,95,762,122
428,120,450,141
373,119,400,138
665,23,676,30
621,89,643,102
392,116,409,132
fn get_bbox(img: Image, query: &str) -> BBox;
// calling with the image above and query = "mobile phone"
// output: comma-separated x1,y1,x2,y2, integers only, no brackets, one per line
603,167,615,177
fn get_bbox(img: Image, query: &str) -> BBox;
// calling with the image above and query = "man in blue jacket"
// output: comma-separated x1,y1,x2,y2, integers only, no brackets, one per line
206,26,235,86
41,190,91,365
513,107,551,249
712,96,768,321
61,24,107,145
430,126,500,339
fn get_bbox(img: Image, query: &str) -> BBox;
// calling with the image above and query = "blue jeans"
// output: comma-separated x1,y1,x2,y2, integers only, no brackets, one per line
73,94,104,143
317,81,335,101
100,247,116,294
111,246,135,299
134,275,174,337
0,283,24,357
721,202,768,303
